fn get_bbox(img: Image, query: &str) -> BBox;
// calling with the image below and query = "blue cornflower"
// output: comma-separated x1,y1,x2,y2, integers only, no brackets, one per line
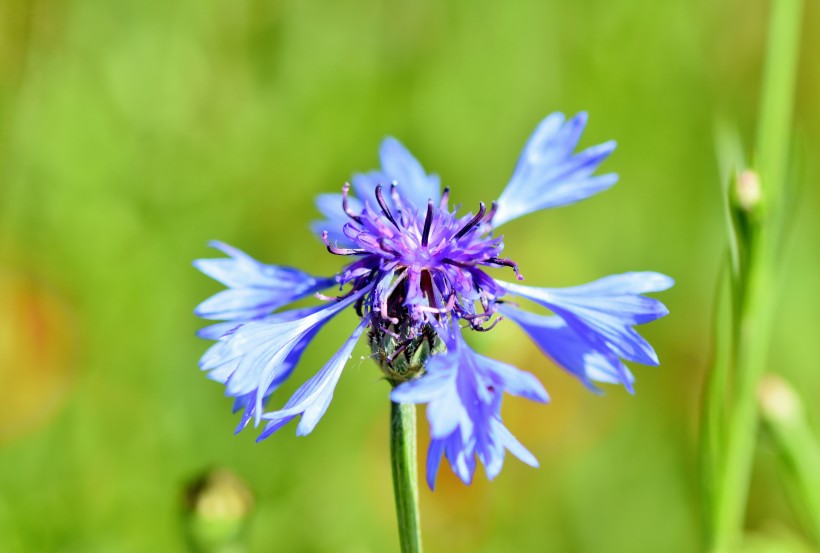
195,112,673,488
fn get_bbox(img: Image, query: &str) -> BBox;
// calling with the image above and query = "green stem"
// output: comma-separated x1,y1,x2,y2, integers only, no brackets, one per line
754,0,803,202
710,240,774,552
699,260,733,536
707,0,803,549
390,401,423,553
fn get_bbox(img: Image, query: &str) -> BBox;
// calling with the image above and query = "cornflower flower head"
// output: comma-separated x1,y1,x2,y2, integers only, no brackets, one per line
195,112,673,488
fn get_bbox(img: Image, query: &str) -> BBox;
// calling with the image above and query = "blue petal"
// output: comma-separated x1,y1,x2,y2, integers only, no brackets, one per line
498,305,635,392
499,272,672,389
493,112,618,227
230,323,322,433
379,137,440,209
491,418,538,469
194,241,335,320
426,439,446,490
197,321,242,340
391,328,546,488
351,171,391,205
258,319,368,439
481,355,550,403
444,431,475,485
199,288,369,425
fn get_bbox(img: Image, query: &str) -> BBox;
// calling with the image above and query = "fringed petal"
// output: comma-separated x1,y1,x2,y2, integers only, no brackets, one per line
258,319,368,439
391,325,547,488
194,241,334,320
493,112,617,227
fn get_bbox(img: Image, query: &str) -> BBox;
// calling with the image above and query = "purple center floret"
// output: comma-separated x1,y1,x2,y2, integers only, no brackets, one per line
322,182,522,338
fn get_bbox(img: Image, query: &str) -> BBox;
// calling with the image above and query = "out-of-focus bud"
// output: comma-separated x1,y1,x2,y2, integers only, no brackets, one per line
729,169,764,255
758,373,802,424
183,468,254,553
734,169,763,213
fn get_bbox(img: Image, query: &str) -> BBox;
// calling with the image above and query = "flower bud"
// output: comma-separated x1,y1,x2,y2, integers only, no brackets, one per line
183,469,254,553
758,373,802,424
735,169,763,213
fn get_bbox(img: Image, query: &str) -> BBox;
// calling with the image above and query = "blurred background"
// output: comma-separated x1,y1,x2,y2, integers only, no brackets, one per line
1,0,818,551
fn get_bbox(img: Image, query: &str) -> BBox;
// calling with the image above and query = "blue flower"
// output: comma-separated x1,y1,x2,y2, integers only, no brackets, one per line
195,112,672,488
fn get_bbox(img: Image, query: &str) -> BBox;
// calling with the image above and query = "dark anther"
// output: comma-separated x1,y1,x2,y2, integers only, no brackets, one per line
453,202,487,241
421,200,434,247
341,182,362,223
440,187,451,210
485,201,498,223
375,185,400,229
321,231,368,256
487,256,523,280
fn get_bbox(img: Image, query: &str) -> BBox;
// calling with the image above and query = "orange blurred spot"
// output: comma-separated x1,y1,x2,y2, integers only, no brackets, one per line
0,269,76,443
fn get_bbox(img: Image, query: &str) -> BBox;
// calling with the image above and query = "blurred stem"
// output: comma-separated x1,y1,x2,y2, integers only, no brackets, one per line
700,259,733,535
701,126,748,529
754,0,803,203
390,401,423,553
707,0,803,550
710,235,774,552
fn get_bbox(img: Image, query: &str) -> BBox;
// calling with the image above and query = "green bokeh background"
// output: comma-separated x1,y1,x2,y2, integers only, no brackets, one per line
1,1,818,551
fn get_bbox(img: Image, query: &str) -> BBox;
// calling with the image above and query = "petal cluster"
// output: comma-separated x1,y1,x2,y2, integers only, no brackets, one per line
194,241,334,321
499,272,674,393
391,326,547,488
194,112,672,489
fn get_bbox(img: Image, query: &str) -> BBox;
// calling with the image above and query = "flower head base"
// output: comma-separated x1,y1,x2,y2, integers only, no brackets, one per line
195,112,673,488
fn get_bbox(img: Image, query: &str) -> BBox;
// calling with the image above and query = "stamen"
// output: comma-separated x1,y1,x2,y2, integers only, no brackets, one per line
453,202,487,241
471,315,504,332
442,258,470,269
487,256,523,280
462,313,484,323
421,200,434,247
386,339,412,364
315,287,361,302
390,183,407,225
484,201,498,223
322,231,368,256
378,324,401,340
341,182,362,222
440,187,451,210
379,271,407,324
377,237,400,256
375,185,400,229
